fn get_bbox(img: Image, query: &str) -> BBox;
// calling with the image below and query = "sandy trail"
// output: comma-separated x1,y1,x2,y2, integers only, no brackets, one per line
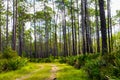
16,64,58,80
46,65,58,80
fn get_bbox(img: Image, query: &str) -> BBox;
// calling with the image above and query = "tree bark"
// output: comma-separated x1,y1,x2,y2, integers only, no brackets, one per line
52,0,58,57
62,0,68,57
81,0,86,54
71,0,76,55
77,0,81,54
107,0,111,52
6,0,9,47
12,0,17,51
44,1,49,58
0,4,2,51
34,0,37,58
95,0,100,53
99,0,108,54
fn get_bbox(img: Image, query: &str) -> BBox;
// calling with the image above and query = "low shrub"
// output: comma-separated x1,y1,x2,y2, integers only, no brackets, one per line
29,58,41,63
0,53,2,59
84,58,105,80
0,59,8,72
66,56,78,66
0,57,28,72
44,55,54,63
8,57,28,70
2,47,18,59
84,51,120,80
29,56,55,63
86,53,100,60
58,54,100,69
0,48,28,73
58,57,67,63
77,55,87,67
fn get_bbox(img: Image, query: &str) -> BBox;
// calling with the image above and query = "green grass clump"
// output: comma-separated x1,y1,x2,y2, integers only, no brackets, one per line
0,63,41,80
56,64,88,80
29,55,55,63
25,63,52,80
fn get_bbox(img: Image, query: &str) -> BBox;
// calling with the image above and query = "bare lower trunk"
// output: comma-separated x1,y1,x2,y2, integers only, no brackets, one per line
99,0,108,54
12,0,17,51
95,0,100,53
0,7,1,51
6,0,9,47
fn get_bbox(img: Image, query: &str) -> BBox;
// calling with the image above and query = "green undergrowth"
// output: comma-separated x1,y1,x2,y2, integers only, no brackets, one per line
0,48,28,73
1,47,119,80
29,55,55,63
83,51,120,80
28,50,120,80
58,52,120,80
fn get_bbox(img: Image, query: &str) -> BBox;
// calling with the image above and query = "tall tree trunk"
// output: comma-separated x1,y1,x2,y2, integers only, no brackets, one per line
62,0,68,57
0,4,2,51
54,17,58,57
6,0,9,47
107,0,111,52
29,28,32,58
89,23,93,53
60,21,62,56
18,21,22,56
49,20,52,56
67,27,71,56
73,1,77,55
85,0,89,53
81,0,86,54
19,21,25,56
77,0,81,54
38,21,42,58
95,0,100,53
99,0,108,54
109,1,113,51
12,0,17,51
34,0,37,58
44,1,49,57
52,0,58,57
71,0,76,55
83,0,93,53
22,24,25,55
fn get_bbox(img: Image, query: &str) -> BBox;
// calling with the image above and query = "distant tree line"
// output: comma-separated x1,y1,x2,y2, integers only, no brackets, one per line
0,0,119,58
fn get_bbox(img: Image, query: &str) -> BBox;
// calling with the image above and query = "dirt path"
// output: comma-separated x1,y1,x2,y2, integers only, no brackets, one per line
16,65,43,80
46,65,58,80
16,64,58,80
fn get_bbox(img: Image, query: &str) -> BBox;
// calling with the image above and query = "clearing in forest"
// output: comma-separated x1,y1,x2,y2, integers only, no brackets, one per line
0,63,88,80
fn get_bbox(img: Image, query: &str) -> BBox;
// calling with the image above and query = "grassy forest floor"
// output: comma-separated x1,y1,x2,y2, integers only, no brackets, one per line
0,62,88,80
0,50,120,80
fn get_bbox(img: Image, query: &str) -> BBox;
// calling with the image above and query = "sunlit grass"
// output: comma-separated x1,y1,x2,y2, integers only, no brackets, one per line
0,63,88,80
0,63,41,80
25,63,52,80
56,64,88,80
